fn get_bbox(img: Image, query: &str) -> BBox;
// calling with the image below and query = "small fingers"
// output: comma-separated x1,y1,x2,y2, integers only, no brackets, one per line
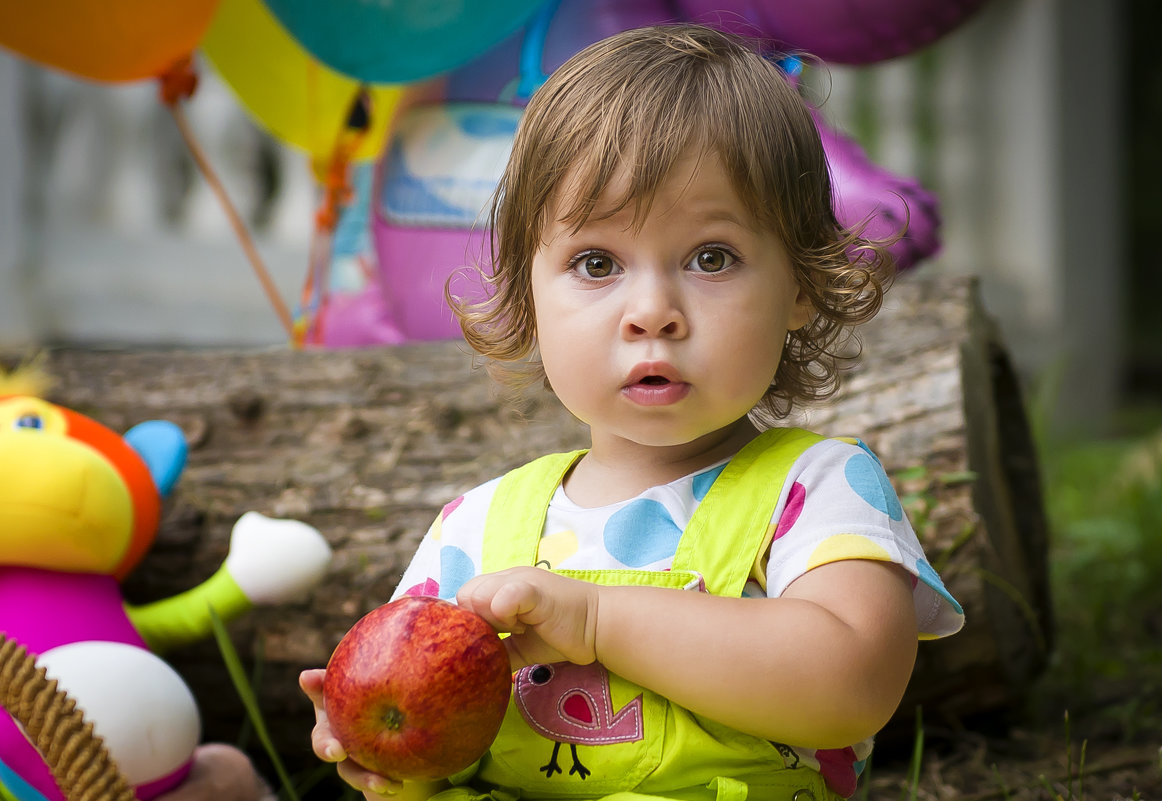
300,669,346,762
335,758,403,797
312,726,346,763
458,570,539,632
299,668,326,704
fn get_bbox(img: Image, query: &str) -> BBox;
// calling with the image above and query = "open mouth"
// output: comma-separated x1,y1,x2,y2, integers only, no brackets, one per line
639,376,671,385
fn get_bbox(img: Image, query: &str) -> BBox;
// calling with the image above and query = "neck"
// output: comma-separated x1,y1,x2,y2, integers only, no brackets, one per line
565,418,759,506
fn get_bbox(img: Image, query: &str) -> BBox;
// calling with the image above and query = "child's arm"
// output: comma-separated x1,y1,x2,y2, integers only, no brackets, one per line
456,559,917,750
299,669,450,801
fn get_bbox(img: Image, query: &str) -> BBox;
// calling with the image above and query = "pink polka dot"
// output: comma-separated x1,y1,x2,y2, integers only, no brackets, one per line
773,482,806,541
404,578,440,597
441,496,465,520
815,746,858,797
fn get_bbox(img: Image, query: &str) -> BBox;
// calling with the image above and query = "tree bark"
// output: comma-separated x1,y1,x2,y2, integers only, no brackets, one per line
1,274,1051,781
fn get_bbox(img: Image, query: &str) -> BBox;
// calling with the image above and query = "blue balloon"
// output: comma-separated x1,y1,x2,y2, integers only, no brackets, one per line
260,0,549,83
444,0,676,104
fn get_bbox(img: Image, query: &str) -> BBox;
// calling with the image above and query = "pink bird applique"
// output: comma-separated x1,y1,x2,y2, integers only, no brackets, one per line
513,661,644,779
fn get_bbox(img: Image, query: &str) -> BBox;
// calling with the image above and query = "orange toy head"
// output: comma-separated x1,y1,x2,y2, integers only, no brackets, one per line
0,393,186,580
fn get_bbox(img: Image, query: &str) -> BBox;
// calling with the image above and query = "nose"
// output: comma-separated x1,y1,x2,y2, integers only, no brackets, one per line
621,273,688,339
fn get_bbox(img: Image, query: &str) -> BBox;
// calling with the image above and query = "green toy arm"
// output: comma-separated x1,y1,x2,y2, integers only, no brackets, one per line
125,566,252,653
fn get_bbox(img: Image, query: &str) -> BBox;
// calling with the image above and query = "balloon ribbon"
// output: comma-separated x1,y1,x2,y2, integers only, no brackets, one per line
293,88,373,348
158,57,295,339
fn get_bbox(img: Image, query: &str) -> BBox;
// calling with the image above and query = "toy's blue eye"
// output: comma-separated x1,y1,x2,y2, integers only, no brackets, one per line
15,414,44,430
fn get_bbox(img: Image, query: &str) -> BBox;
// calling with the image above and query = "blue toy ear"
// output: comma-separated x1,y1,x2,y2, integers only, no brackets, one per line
123,420,188,497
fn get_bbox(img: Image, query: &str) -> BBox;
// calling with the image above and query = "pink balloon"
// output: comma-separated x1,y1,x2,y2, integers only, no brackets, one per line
675,0,991,64
817,111,941,270
369,1,682,345
359,2,943,347
309,284,406,348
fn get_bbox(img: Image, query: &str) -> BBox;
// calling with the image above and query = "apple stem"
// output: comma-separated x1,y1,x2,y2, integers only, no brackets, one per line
384,707,405,731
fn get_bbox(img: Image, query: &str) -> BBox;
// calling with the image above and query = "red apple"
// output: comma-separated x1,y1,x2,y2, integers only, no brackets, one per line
322,596,512,780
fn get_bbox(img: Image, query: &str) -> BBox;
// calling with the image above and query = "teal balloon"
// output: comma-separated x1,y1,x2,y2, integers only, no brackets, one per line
259,0,548,83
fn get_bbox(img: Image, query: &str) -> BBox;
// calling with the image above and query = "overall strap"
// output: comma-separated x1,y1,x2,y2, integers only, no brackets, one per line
673,427,824,597
479,428,825,594
481,449,587,572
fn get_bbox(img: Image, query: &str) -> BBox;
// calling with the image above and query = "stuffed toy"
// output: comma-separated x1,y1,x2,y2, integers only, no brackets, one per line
0,368,333,801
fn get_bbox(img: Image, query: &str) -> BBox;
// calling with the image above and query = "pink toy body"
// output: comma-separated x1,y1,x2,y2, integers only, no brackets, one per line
0,394,330,801
0,568,191,801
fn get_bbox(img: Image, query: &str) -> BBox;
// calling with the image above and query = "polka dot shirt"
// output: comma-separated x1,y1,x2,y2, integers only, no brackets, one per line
392,436,964,797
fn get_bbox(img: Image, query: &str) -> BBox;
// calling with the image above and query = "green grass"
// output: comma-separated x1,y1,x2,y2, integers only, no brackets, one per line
1033,404,1162,720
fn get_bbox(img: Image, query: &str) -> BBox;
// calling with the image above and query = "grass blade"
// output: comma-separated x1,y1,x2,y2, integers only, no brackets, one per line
903,705,924,801
208,606,301,801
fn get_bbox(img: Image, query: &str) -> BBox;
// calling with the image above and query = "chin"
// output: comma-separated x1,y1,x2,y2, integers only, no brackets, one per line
620,420,743,450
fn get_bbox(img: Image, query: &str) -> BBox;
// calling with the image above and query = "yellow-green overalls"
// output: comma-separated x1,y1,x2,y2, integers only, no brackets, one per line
436,428,844,801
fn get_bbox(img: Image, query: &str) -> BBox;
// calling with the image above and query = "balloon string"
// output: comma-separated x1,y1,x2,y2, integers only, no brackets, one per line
158,59,295,339
295,89,373,347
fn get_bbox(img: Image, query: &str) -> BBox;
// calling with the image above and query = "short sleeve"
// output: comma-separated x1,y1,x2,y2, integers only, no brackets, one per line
764,438,964,639
390,476,503,602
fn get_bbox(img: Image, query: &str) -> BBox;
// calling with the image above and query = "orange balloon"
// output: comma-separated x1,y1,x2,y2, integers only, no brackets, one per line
0,0,221,82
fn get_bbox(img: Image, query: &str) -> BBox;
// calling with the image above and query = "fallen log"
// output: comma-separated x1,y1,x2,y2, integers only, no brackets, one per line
4,274,1052,786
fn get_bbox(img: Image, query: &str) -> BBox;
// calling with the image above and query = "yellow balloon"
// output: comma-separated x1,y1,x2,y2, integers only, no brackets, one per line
200,0,402,164
0,0,220,83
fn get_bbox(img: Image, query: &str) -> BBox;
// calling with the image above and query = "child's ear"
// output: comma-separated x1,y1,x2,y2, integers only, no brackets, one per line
788,285,816,331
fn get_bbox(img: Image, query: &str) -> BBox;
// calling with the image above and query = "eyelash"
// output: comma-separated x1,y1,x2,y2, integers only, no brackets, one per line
565,250,618,282
690,244,741,274
565,244,742,282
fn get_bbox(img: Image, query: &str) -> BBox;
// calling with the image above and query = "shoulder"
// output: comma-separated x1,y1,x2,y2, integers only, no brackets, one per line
433,474,505,531
767,434,965,637
789,436,899,500
772,434,910,542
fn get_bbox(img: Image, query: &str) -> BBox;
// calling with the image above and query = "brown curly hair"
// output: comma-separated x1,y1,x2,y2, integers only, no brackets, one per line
452,23,895,420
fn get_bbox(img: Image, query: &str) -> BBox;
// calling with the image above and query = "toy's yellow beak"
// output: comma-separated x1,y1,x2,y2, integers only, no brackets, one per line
0,422,134,574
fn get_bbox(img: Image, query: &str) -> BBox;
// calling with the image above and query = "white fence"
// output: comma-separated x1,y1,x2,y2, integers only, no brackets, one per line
0,0,1124,426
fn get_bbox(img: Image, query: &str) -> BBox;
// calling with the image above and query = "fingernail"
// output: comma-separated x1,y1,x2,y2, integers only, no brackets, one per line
323,742,343,761
369,777,394,795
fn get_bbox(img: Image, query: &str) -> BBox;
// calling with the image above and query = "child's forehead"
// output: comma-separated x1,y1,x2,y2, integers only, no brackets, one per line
543,147,754,230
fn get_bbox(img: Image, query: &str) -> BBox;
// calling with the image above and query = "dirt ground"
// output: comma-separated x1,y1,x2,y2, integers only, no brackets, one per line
866,689,1162,800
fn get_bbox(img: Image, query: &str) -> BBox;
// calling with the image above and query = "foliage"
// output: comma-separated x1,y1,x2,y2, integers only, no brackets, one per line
1032,403,1162,730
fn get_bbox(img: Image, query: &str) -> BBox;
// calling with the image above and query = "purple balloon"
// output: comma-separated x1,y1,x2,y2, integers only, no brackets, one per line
356,1,942,348
675,0,991,64
817,110,941,270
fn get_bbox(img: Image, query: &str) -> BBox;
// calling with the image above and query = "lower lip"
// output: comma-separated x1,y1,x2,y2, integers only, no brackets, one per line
622,382,691,406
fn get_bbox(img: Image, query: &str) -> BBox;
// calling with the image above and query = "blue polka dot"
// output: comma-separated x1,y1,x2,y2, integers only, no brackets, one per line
692,463,727,501
603,500,683,567
844,453,904,521
916,559,963,614
438,546,475,600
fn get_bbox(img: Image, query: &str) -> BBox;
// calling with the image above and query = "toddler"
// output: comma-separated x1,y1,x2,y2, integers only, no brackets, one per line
302,23,963,801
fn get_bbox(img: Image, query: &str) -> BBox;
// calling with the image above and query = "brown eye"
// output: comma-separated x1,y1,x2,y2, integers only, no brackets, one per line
581,254,615,278
692,248,732,273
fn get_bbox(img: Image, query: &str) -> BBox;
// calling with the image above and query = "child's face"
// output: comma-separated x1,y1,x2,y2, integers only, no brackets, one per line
530,149,813,453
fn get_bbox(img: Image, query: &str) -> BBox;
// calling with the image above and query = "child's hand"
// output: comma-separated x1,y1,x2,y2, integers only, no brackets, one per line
456,567,600,669
298,669,402,798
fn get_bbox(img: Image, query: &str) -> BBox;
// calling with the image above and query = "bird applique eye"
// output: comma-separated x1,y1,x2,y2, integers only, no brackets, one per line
14,413,44,430
529,665,554,685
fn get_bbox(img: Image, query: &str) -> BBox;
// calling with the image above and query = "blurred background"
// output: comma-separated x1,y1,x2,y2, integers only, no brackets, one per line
1,0,1161,796
0,0,1150,432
